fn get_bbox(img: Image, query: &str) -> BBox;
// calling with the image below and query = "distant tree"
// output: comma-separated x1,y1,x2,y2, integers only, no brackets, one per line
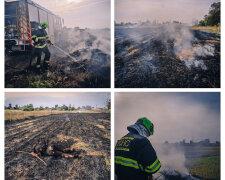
8,103,12,109
199,2,220,26
39,106,44,110
61,104,68,111
85,105,92,110
106,99,111,110
14,104,19,110
198,20,205,26
22,104,34,111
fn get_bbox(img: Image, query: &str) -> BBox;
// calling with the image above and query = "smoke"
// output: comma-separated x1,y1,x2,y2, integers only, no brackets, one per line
115,92,220,144
50,27,110,75
160,24,215,70
65,114,70,122
56,28,110,55
155,144,188,175
117,23,216,70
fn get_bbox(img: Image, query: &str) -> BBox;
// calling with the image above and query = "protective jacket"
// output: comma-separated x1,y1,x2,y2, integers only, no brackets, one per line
31,28,49,49
115,132,161,180
30,28,51,70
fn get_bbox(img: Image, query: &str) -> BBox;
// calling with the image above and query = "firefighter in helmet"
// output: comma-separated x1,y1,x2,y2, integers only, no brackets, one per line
30,22,52,73
115,117,161,180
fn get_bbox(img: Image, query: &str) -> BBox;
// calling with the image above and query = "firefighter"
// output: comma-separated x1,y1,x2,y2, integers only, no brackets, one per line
115,117,161,180
30,22,52,73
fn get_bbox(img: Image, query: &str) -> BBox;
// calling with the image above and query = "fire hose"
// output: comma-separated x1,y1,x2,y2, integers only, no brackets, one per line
51,44,87,71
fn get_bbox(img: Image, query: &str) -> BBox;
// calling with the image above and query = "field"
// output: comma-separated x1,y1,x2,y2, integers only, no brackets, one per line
115,24,220,88
5,110,110,121
5,110,67,121
5,113,110,180
191,26,220,35
185,146,220,180
189,156,220,180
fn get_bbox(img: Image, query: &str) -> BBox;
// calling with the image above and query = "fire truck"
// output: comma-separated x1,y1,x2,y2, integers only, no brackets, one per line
5,0,63,53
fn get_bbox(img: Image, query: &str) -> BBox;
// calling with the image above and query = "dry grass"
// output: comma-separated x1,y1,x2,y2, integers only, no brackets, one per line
192,26,220,35
5,110,67,121
126,49,139,57
176,49,195,60
142,40,148,44
126,45,134,51
189,156,220,180
57,134,90,152
5,110,110,121
80,110,111,114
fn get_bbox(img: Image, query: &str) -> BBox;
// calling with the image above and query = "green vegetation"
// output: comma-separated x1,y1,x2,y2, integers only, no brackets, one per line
198,2,220,26
192,26,220,35
189,156,220,180
22,104,34,111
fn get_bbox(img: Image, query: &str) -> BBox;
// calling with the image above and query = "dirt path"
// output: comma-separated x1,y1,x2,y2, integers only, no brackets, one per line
5,113,110,180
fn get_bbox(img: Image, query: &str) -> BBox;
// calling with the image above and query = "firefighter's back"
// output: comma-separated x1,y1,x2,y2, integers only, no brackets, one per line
115,133,152,180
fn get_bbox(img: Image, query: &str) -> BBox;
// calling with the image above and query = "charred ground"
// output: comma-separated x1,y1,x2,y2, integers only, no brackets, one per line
5,113,110,180
5,28,110,88
115,25,220,88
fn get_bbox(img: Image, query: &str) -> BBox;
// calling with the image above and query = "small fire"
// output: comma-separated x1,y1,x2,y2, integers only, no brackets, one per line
176,49,195,61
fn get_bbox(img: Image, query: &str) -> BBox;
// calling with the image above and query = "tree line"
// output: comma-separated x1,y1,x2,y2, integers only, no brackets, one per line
198,2,220,26
5,99,111,111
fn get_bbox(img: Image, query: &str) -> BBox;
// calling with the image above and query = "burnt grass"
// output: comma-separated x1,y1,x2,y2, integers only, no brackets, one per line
5,113,110,180
115,28,220,88
5,48,110,88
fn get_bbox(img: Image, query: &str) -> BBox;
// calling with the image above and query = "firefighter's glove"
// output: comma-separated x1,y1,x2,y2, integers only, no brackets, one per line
47,40,53,45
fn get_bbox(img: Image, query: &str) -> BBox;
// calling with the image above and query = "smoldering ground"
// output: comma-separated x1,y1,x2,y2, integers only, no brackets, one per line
5,27,110,88
115,24,220,88
115,92,220,179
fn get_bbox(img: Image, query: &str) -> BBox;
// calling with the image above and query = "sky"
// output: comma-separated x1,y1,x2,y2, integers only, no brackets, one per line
115,92,220,143
33,0,110,28
5,92,110,108
115,0,220,24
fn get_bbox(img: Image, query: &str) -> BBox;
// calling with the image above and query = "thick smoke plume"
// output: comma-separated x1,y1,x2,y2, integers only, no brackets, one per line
154,144,188,175
50,27,110,76
120,24,215,70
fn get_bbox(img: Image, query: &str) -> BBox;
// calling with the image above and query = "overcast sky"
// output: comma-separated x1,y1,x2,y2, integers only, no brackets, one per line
33,0,110,28
115,0,220,24
115,92,220,143
5,92,110,108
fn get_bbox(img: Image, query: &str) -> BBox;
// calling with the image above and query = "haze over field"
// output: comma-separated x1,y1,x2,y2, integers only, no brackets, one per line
115,0,220,24
115,92,220,143
5,92,110,108
33,0,110,28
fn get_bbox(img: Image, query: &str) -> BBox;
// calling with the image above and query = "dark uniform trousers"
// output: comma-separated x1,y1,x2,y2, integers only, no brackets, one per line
30,46,50,68
115,133,161,180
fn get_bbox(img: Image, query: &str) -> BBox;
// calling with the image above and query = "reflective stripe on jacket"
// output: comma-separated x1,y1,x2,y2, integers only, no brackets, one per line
31,29,49,49
115,133,161,180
